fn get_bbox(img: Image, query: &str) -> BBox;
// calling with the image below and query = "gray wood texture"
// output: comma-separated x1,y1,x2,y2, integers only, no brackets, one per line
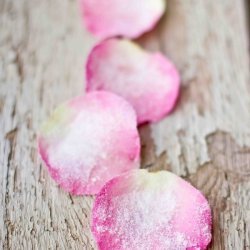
0,0,249,249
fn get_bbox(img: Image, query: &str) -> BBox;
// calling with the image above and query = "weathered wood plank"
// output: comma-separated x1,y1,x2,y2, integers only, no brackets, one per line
0,0,249,249
0,0,96,249
139,1,250,249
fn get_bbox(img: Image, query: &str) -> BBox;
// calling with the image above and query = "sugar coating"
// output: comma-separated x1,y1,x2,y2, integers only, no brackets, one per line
38,91,140,195
86,39,180,124
92,170,212,250
80,0,166,39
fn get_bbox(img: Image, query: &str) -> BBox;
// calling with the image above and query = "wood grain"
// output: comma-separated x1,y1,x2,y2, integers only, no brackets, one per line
0,0,249,249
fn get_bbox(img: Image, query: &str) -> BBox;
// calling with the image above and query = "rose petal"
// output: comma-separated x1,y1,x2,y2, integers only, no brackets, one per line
38,91,140,195
86,38,180,124
92,170,212,250
80,0,166,39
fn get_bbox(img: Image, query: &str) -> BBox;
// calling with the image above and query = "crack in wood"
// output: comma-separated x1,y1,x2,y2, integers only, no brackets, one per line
245,0,250,39
4,148,11,249
4,127,17,249
13,49,24,84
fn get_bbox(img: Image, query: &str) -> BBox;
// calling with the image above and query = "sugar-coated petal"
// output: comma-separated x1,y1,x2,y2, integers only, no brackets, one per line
86,39,180,124
92,170,212,250
38,91,140,195
80,0,166,39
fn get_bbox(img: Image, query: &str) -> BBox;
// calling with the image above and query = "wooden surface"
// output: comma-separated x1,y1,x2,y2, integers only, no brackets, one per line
0,0,249,249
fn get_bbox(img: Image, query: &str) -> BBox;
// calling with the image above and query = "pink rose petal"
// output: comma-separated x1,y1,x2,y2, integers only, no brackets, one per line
92,170,212,250
86,38,180,124
38,91,140,195
80,0,166,39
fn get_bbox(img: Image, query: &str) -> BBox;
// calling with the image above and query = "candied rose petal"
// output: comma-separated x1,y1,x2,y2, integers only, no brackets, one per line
80,0,166,39
38,91,140,195
86,39,180,124
92,170,212,250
